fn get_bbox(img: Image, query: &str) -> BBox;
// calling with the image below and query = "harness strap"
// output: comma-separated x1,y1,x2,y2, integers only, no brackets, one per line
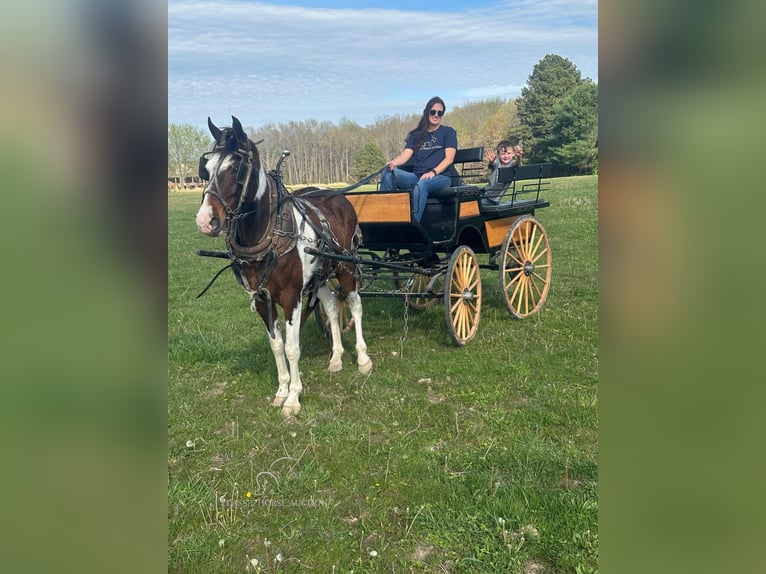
195,263,233,299
296,166,386,198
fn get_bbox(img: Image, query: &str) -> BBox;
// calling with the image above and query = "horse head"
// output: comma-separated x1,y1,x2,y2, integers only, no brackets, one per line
195,116,267,236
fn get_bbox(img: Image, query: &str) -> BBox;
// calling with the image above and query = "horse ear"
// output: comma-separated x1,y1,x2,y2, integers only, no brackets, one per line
231,116,246,141
208,117,222,141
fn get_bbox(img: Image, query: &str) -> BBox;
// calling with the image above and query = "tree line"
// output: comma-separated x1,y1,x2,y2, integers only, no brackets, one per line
168,54,597,188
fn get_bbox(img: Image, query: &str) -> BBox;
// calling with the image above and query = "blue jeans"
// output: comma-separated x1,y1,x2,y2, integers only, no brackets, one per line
380,168,452,222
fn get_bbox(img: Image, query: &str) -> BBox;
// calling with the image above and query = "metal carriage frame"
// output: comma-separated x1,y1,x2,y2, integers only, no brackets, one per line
311,147,554,346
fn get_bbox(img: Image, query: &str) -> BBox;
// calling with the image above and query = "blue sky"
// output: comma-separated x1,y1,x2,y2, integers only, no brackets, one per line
169,0,597,131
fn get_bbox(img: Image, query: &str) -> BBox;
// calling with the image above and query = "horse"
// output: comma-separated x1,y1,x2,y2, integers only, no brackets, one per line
195,116,372,417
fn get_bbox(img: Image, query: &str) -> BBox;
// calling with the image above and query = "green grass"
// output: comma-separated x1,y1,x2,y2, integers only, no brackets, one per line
168,175,597,573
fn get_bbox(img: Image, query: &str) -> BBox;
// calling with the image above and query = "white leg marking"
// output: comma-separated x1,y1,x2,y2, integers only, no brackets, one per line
348,290,373,374
316,286,345,372
281,305,304,417
267,321,290,407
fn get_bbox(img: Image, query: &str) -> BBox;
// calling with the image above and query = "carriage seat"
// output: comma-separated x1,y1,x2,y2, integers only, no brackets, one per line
429,184,481,200
397,147,486,197
478,163,553,214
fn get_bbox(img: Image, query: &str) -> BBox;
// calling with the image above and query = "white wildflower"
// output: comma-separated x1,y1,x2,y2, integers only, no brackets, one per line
275,553,283,562
369,550,378,557
521,524,540,537
185,439,195,448
497,517,506,526
218,539,225,547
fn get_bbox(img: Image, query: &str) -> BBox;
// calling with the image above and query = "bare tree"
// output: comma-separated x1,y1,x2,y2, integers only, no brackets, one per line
168,123,211,188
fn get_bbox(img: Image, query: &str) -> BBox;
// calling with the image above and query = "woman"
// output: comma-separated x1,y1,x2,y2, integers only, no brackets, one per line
380,96,458,222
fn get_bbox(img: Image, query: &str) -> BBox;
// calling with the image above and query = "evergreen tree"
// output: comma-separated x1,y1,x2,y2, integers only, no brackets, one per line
546,82,598,175
351,141,386,181
511,54,584,165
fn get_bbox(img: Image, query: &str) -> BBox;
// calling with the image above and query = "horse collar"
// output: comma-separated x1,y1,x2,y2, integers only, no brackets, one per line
225,172,298,262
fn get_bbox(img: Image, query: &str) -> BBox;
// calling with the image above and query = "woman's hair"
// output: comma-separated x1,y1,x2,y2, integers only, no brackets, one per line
408,96,446,150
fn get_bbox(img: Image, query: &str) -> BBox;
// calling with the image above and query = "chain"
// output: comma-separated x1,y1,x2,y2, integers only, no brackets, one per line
399,275,415,354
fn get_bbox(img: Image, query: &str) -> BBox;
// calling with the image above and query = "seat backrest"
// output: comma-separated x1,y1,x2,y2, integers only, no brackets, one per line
497,163,552,183
452,147,484,164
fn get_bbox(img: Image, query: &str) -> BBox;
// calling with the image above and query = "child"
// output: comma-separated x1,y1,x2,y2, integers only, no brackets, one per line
486,140,523,188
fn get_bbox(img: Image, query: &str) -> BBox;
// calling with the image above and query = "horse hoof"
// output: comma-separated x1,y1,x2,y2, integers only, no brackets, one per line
281,403,301,417
328,361,343,373
358,358,373,375
272,395,287,407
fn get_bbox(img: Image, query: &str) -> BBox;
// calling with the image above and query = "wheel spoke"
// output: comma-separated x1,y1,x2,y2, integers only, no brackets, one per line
498,217,551,319
443,246,481,345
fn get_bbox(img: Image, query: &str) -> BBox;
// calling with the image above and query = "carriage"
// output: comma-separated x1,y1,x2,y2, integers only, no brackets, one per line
309,147,553,346
195,117,551,415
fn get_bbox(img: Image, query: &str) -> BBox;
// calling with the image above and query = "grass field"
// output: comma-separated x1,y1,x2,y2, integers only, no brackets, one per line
168,175,598,573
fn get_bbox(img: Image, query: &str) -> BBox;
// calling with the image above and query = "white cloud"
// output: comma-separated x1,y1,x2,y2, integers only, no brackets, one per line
168,0,597,129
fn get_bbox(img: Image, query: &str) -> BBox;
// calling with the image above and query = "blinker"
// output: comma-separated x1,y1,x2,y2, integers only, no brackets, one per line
198,154,210,180
236,159,249,185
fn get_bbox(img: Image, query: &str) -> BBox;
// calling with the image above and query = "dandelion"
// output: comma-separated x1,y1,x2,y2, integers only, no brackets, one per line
185,439,196,449
275,553,283,562
521,524,540,538
218,539,225,548
264,538,272,547
289,431,297,438
497,517,506,526
246,555,260,572
369,550,378,558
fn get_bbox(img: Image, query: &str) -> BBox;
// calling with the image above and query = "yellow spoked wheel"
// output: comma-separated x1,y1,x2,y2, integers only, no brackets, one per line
395,272,444,309
444,246,482,346
499,215,551,319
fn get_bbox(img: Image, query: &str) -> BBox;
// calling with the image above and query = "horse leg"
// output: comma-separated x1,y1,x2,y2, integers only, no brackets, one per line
347,290,373,375
280,304,304,417
253,299,290,408
267,323,292,408
316,285,345,373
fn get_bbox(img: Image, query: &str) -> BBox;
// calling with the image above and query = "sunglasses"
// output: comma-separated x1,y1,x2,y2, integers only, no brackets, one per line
429,109,445,117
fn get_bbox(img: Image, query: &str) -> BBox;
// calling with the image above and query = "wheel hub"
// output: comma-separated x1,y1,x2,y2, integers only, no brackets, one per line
523,261,534,275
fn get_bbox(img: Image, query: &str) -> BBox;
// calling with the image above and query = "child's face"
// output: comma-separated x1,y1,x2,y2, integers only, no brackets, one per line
498,147,514,163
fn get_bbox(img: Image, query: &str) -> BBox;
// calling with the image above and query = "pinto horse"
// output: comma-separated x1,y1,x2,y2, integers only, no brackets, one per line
195,116,372,417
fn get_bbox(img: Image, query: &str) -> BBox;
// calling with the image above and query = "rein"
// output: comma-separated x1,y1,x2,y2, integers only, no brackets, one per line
295,166,386,199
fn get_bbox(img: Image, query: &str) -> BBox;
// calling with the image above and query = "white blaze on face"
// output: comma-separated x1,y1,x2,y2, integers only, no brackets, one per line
195,153,234,234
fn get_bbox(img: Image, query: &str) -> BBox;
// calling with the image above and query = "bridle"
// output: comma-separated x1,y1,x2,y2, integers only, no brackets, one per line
198,134,264,226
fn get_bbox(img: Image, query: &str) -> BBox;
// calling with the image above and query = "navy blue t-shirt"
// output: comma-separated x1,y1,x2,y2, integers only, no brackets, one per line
405,125,459,178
